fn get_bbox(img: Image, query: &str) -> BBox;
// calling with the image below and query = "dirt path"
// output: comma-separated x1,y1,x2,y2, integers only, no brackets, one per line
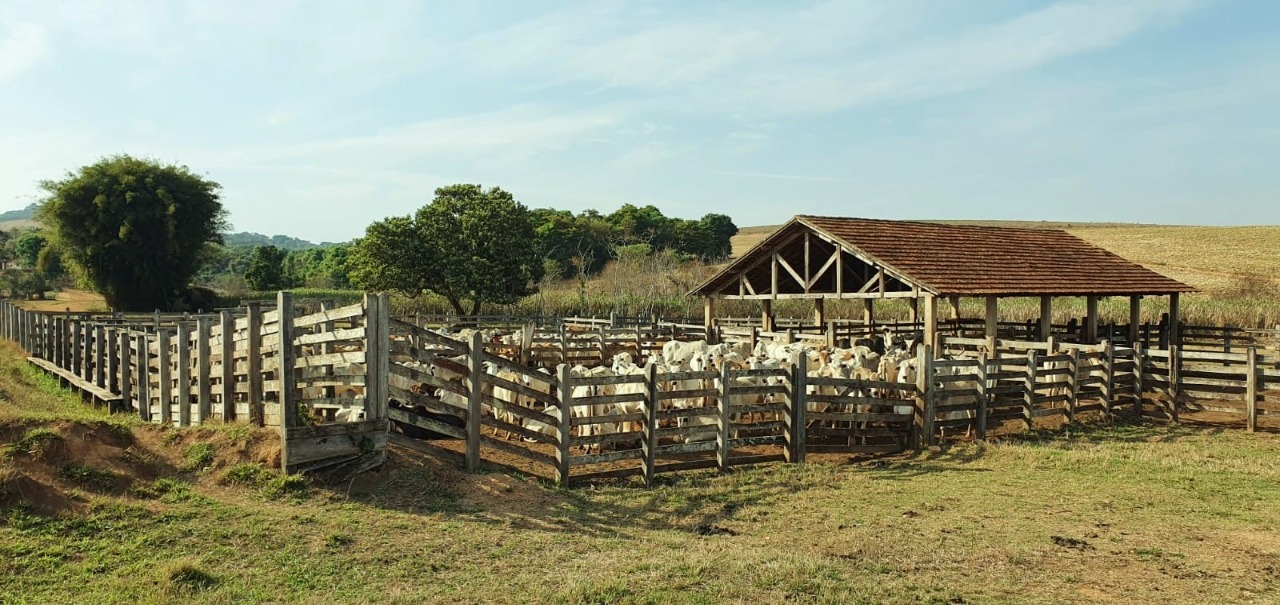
14,289,107,313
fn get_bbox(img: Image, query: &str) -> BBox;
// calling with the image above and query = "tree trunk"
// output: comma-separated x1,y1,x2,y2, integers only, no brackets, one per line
468,298,482,316
447,297,466,316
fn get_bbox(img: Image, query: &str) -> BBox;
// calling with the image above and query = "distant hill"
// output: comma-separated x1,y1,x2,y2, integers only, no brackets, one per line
222,232,318,249
0,203,37,222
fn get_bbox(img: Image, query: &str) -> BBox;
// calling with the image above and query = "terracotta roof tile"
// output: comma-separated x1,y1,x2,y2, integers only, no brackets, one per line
693,216,1194,297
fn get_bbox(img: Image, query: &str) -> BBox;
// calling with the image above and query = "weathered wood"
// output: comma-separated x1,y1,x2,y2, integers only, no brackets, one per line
465,330,483,473
246,303,264,426
788,353,807,463
641,362,658,486
1023,349,1037,431
717,363,731,472
279,292,298,471
177,325,198,426
94,324,106,388
1246,347,1258,432
555,364,572,485
1169,344,1180,422
157,330,172,426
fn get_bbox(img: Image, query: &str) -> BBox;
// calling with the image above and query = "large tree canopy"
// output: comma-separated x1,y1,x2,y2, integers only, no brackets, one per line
244,245,289,291
39,155,227,310
349,184,542,314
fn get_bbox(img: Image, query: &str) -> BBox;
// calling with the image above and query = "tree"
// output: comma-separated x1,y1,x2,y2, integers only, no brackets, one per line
38,155,227,310
244,245,289,291
349,184,543,314
14,232,46,268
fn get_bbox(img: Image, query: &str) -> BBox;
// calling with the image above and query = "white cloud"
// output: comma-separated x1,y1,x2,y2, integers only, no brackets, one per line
0,23,48,81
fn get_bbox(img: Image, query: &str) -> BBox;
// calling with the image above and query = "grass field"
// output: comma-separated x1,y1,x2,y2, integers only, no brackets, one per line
2,341,1279,603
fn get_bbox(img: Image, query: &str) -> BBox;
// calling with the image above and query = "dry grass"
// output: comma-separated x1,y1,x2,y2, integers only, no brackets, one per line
13,289,109,313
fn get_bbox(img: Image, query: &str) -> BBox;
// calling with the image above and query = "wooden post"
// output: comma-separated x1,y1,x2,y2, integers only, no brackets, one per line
1168,344,1180,423
1039,296,1053,341
641,362,658,486
363,293,391,422
246,303,264,426
119,330,132,414
465,330,483,473
984,296,998,339
176,323,192,427
1085,295,1099,344
1023,349,1037,431
1101,340,1114,419
1246,347,1258,432
749,326,758,356
825,320,836,350
703,298,716,345
278,292,298,471
814,298,826,329
95,324,107,387
196,317,212,424
975,351,989,440
908,297,919,325
861,298,873,328
717,363,731,473
1132,343,1145,415
915,344,934,447
788,353,807,463
1066,348,1079,425
219,311,235,421
1168,293,1181,348
71,320,81,378
137,333,151,421
1128,295,1141,346
922,294,939,351
555,364,573,485
761,299,774,333
158,330,172,426
106,328,119,394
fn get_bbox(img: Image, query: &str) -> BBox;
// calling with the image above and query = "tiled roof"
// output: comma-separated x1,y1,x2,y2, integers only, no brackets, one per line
693,216,1194,297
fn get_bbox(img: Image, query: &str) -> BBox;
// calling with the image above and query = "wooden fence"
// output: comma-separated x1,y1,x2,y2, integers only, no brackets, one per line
0,294,392,476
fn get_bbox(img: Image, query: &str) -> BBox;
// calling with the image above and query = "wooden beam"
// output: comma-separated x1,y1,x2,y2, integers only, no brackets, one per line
835,248,843,295
813,298,825,326
1169,292,1181,347
948,296,961,320
761,300,774,332
985,296,998,338
803,231,811,293
862,299,873,326
709,291,923,300
922,295,939,350
742,274,756,296
857,269,883,294
775,253,805,290
1085,295,1099,343
771,253,779,301
878,271,886,299
807,247,838,289
1128,295,1141,346
1039,296,1052,341
703,298,715,343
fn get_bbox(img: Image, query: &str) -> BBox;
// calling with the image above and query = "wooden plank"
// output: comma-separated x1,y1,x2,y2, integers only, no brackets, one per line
158,330,172,426
1247,348,1258,432
247,304,264,426
292,303,366,328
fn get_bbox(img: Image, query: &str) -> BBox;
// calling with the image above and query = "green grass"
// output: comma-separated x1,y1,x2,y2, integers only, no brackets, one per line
1,419,1277,604
182,443,216,473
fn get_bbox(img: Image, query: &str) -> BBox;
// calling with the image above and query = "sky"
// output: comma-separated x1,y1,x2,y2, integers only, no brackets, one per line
1,0,1278,242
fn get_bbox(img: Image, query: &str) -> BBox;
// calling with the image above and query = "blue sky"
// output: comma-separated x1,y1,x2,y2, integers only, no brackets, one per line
1,0,1277,242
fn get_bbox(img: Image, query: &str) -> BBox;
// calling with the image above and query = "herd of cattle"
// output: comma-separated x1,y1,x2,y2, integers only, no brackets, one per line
388,328,934,451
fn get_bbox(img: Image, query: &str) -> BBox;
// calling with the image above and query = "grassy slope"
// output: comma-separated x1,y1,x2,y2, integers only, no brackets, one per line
2,339,1279,603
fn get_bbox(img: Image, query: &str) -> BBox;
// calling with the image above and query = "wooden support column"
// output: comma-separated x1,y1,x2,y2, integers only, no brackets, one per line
703,297,716,344
246,303,264,427
908,297,919,325
158,330,172,426
219,311,235,422
761,300,774,333
136,333,151,422
788,353,807,463
948,296,961,321
861,299,873,328
1128,295,1141,346
984,296,998,339
555,364,573,485
1085,295,1099,343
196,317,212,424
813,298,825,328
922,295,939,350
177,323,191,427
1168,293,1181,347
278,291,297,472
717,363,731,473
465,330,483,473
119,331,132,414
1246,347,1258,433
1039,296,1053,341
641,362,658,487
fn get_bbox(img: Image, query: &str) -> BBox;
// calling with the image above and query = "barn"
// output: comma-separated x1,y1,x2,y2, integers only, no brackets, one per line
692,216,1195,348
